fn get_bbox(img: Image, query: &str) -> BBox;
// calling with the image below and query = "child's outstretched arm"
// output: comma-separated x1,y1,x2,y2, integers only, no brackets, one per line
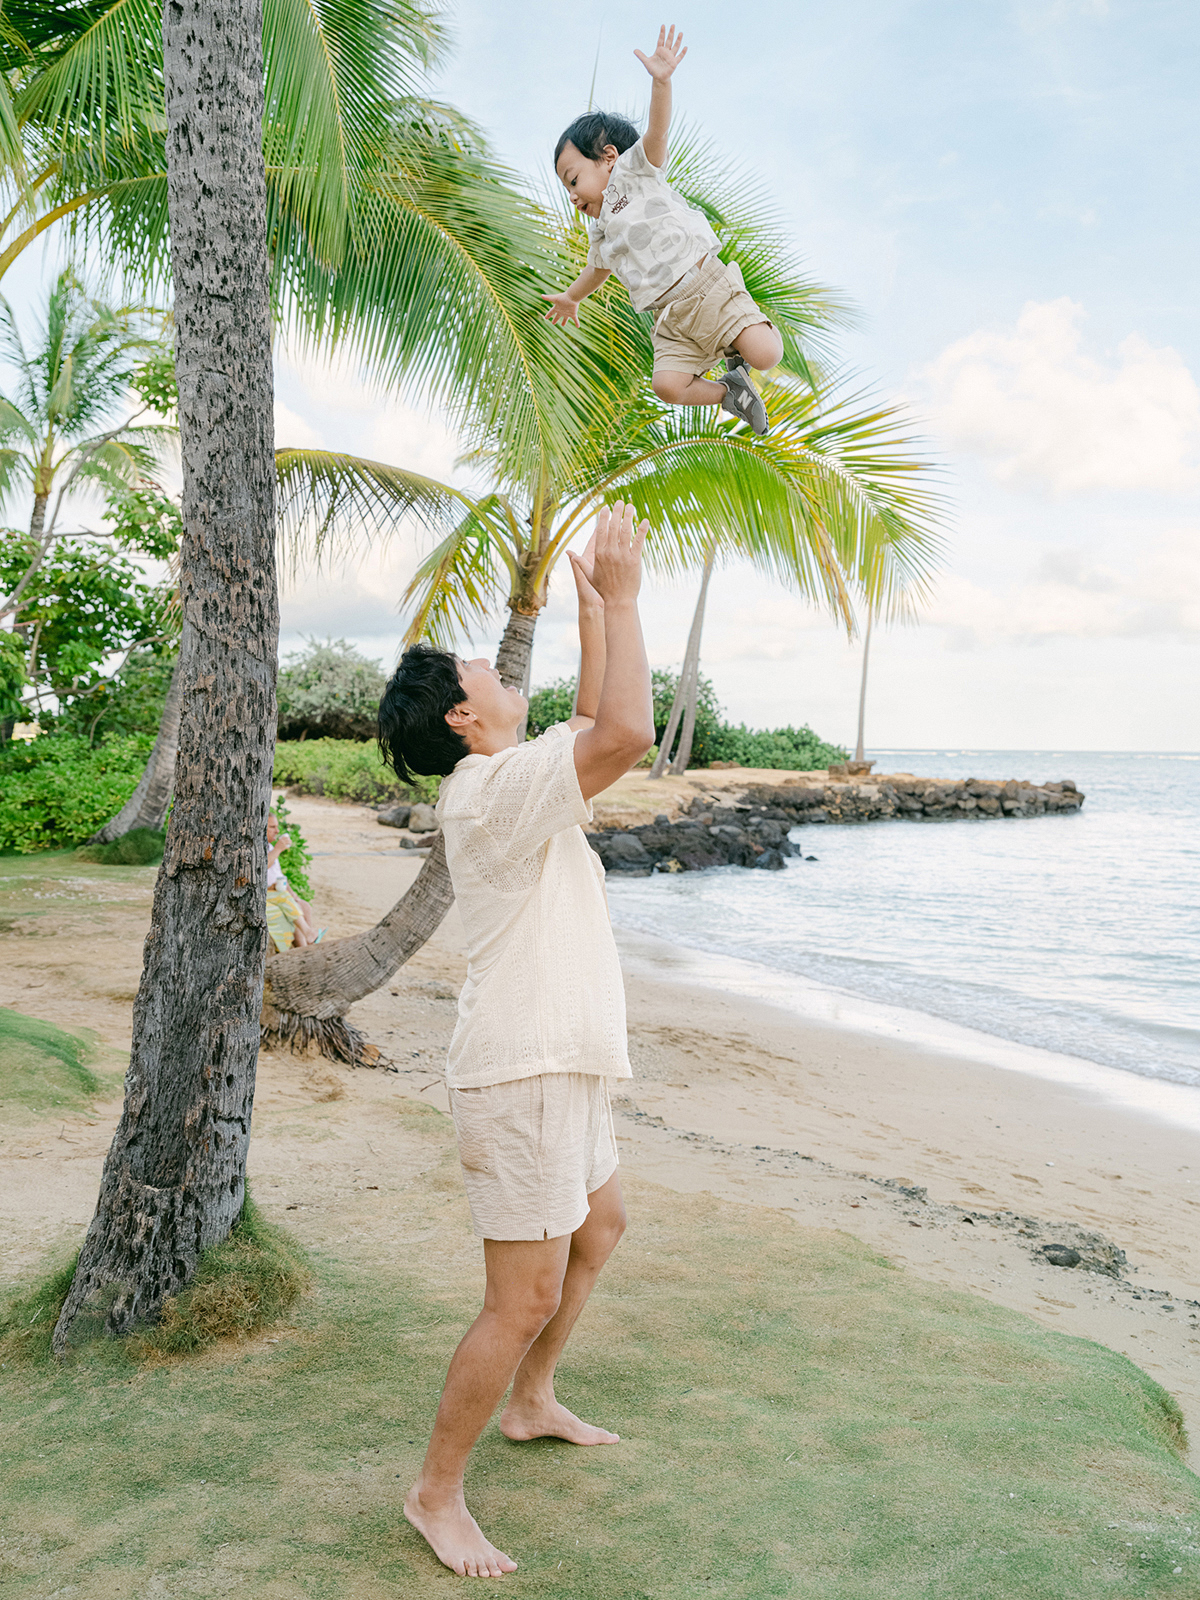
635,24,687,168
544,266,611,326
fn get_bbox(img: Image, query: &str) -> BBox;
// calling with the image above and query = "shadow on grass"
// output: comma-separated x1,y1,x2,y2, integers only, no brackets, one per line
2,1153,1198,1598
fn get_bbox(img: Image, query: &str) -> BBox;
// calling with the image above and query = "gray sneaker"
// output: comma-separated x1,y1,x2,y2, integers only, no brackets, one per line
720,365,768,435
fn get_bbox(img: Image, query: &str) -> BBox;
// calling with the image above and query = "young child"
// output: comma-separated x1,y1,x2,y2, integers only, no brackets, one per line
545,24,784,435
377,501,655,1578
266,810,321,952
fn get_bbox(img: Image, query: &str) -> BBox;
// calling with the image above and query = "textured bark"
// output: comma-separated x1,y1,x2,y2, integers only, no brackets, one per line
854,611,873,763
494,606,538,691
650,547,715,779
54,0,276,1352
261,616,541,1052
87,654,184,841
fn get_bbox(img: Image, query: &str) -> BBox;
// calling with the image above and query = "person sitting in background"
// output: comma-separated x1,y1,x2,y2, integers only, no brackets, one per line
266,810,321,951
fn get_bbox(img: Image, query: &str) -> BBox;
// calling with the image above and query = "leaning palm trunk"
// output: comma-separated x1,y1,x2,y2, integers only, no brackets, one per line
260,604,539,1062
54,0,277,1352
650,545,715,778
87,654,184,842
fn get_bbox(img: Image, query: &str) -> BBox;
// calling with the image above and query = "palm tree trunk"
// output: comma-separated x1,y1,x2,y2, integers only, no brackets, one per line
54,0,276,1352
260,605,542,1061
651,546,715,778
855,611,872,764
86,651,184,842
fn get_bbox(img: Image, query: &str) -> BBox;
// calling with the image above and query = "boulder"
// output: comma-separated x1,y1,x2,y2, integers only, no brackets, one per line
754,848,788,870
407,802,439,833
377,803,412,829
599,834,653,872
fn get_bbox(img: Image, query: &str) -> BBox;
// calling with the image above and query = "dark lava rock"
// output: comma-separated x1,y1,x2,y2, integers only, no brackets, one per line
377,803,412,828
598,834,653,873
1043,1246,1082,1268
754,847,788,870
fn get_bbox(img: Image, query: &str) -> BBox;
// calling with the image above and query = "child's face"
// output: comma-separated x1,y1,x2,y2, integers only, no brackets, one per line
555,142,617,218
267,814,279,843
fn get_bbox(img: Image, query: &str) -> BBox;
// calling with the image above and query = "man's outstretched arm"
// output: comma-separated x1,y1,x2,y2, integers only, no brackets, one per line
571,501,655,802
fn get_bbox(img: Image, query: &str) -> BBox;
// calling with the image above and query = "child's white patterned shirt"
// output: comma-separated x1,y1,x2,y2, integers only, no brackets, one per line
587,137,720,312
435,723,632,1089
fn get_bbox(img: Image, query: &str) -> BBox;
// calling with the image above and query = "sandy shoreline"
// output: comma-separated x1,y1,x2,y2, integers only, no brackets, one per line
3,790,1198,1467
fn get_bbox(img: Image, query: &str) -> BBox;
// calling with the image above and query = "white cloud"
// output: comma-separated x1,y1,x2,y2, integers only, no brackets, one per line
922,299,1200,494
924,525,1200,646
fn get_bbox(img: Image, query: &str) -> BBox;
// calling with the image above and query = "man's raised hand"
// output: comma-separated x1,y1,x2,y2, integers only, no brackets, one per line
634,24,687,81
588,501,648,607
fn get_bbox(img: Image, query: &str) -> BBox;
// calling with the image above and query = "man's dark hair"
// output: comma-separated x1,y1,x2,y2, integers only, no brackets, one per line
554,110,640,167
378,644,470,785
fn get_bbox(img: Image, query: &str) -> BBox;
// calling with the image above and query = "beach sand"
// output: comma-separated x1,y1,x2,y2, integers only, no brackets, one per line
3,790,1198,1467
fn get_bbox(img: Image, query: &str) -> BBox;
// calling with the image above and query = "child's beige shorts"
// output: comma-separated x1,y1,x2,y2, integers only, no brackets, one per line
449,1072,619,1241
651,255,773,377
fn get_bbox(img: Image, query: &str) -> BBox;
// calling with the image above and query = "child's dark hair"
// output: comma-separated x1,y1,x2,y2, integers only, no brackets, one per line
378,643,470,785
554,110,640,167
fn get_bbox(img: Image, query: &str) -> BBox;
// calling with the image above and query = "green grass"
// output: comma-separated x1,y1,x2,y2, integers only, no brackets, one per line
1,1156,1197,1598
0,1009,104,1117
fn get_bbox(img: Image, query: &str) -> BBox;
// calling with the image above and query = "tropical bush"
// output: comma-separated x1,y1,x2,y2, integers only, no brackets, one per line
276,638,388,742
0,733,153,854
54,647,178,743
526,672,844,771
272,739,439,806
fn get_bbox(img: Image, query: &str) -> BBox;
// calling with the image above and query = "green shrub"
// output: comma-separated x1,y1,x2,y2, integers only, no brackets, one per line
0,732,152,854
273,738,439,806
706,722,846,770
276,637,387,741
74,826,165,866
526,671,844,771
55,648,178,742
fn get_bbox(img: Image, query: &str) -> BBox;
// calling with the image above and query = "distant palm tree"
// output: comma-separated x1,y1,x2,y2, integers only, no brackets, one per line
0,271,169,626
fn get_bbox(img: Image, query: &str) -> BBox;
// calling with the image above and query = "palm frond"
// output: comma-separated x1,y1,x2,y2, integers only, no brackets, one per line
275,445,467,578
401,496,517,649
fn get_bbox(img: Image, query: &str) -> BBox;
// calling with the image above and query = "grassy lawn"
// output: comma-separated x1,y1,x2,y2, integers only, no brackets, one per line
2,1088,1198,1599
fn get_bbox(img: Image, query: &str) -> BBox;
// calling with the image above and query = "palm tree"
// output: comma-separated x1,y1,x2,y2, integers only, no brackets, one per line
54,0,279,1353
648,541,716,778
854,610,873,764
0,270,170,628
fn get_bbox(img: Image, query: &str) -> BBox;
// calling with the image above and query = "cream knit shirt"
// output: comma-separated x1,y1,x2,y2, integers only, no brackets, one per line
435,723,633,1090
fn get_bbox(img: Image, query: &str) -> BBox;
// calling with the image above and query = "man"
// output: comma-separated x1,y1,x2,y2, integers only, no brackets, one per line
377,501,655,1577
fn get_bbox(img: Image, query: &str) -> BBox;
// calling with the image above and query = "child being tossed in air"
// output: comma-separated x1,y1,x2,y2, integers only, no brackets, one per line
545,23,783,435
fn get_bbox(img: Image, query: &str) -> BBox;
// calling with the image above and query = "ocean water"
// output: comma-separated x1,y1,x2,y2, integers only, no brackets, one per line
606,751,1200,1090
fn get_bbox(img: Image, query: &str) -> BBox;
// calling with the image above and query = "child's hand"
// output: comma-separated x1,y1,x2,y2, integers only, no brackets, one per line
542,292,581,327
634,23,687,81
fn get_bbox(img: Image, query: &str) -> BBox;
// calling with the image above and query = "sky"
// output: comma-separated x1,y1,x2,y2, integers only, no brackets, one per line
13,0,1200,751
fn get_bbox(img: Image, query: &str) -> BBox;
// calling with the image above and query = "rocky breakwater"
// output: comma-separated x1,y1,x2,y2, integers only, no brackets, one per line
739,773,1086,826
588,808,803,877
587,772,1085,876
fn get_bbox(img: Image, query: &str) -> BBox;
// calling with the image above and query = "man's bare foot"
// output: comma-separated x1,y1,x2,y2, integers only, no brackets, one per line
499,1396,620,1446
403,1482,518,1577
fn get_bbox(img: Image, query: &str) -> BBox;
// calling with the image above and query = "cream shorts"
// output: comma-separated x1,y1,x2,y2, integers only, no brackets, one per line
651,255,773,376
449,1072,619,1241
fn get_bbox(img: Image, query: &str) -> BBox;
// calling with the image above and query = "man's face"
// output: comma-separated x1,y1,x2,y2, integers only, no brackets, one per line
555,142,615,218
267,814,279,843
454,657,526,732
